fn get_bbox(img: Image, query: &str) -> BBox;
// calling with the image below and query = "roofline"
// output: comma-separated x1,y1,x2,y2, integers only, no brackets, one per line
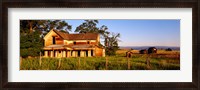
64,39,97,40
43,29,53,40
52,29,65,39
67,33,99,35
44,29,100,40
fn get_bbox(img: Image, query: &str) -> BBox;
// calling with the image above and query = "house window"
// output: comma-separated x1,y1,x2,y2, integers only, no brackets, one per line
52,36,56,44
74,41,76,45
87,41,90,44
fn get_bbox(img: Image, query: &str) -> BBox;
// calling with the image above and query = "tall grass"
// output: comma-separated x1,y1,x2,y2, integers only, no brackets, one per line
20,50,180,70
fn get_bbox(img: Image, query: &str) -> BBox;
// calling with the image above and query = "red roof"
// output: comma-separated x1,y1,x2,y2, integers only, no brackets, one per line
53,29,98,40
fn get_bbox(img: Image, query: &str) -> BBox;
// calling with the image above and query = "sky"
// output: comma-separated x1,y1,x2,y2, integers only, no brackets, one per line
65,20,180,47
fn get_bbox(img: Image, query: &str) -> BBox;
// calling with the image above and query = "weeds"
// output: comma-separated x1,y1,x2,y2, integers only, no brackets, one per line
20,50,180,70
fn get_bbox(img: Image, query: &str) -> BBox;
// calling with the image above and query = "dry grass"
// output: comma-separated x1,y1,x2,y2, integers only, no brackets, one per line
117,49,180,54
117,49,139,54
20,49,180,70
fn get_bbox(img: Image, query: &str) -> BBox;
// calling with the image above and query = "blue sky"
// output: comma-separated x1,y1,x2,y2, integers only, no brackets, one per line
65,20,180,47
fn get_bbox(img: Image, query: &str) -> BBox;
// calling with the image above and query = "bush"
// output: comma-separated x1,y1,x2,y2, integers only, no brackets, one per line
20,31,43,58
106,46,119,56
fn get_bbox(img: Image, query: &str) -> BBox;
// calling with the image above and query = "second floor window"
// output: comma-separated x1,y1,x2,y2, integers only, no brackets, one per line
74,41,76,45
52,37,56,44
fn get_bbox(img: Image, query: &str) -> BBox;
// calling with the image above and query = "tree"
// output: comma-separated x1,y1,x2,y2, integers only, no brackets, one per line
75,20,121,56
20,20,72,34
20,20,72,58
75,20,110,46
46,20,72,33
75,20,109,36
105,33,121,56
20,30,43,58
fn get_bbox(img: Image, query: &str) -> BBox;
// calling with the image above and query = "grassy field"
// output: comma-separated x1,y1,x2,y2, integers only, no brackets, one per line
20,49,180,70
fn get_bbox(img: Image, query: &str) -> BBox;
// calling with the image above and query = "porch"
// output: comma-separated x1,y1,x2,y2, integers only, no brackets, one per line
44,50,95,58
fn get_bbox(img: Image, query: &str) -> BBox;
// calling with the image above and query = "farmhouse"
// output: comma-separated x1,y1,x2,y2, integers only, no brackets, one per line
43,29,105,58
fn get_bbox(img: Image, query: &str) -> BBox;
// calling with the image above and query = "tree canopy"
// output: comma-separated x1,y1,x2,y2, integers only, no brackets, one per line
75,20,110,36
20,20,72,58
105,32,121,56
75,20,121,56
20,30,43,58
20,20,72,34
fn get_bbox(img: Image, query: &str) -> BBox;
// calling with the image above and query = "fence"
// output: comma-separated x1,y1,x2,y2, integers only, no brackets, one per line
20,56,152,70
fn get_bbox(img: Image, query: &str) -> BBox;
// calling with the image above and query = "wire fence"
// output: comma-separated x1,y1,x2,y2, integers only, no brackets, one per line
20,56,153,70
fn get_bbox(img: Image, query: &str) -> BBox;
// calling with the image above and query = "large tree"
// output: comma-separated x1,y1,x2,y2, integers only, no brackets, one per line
105,33,121,56
20,20,71,58
75,20,120,56
75,20,110,46
20,20,72,34
75,20,109,36
20,30,43,58
46,20,72,33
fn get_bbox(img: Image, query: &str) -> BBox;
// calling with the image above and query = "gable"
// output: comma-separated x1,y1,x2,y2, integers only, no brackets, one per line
43,29,62,40
43,30,64,46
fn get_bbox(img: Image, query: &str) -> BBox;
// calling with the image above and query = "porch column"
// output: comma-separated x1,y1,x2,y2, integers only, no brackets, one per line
55,51,58,57
44,51,48,57
50,51,53,57
88,50,91,57
63,51,66,57
93,49,95,56
75,51,77,57
80,50,84,57
68,51,71,57
58,51,62,58
72,51,76,57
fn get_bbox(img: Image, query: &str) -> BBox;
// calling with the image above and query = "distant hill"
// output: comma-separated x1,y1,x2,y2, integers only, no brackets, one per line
119,46,180,50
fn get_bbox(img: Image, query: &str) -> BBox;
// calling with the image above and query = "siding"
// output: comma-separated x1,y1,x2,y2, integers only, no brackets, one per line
64,40,97,45
95,47,103,56
55,36,64,44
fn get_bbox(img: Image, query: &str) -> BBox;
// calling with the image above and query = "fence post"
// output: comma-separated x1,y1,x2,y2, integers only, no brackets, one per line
39,52,42,66
84,58,86,66
57,53,62,69
127,58,130,70
146,54,151,69
106,57,108,70
58,58,61,68
78,57,80,69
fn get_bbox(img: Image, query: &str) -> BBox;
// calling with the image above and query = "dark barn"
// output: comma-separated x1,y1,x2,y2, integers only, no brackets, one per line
148,47,157,54
165,48,172,51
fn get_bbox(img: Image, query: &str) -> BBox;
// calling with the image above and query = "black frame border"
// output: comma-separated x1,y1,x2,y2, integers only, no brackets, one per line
1,0,199,89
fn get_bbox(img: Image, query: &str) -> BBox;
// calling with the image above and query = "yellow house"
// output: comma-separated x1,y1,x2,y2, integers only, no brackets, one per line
43,29,105,58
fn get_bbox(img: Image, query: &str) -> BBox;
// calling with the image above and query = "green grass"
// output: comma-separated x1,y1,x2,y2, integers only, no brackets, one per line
20,50,180,70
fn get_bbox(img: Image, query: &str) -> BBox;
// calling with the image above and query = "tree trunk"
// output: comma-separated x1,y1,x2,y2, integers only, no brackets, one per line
29,21,33,33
